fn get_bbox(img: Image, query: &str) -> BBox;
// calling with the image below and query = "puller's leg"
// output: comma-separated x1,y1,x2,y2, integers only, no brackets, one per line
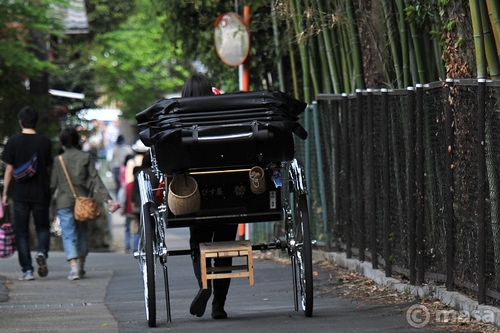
189,225,212,317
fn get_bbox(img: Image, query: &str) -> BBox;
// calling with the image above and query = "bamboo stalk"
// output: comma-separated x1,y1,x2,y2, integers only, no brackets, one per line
291,0,312,103
421,29,438,81
271,0,285,91
480,0,500,79
328,1,343,91
396,0,411,86
317,0,340,93
345,0,365,90
308,31,321,97
334,0,352,91
404,0,427,84
340,23,352,91
305,1,321,96
432,25,447,81
470,0,488,78
381,0,404,88
285,16,300,99
486,0,500,57
316,26,333,94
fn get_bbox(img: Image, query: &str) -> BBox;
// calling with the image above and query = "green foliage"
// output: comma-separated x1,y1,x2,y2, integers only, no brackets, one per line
151,0,240,91
0,0,70,138
404,0,453,40
151,0,287,93
49,41,101,114
388,232,395,243
90,0,191,118
444,19,456,31
0,41,55,77
85,0,136,36
47,0,143,120
0,0,68,77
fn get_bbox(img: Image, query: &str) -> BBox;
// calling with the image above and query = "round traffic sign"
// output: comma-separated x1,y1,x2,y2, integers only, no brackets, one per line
214,12,250,67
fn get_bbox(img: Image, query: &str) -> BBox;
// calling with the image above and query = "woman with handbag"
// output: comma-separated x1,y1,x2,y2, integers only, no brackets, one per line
51,127,120,280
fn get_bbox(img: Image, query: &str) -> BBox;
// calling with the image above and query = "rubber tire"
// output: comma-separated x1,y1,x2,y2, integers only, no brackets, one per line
142,203,156,327
294,192,313,317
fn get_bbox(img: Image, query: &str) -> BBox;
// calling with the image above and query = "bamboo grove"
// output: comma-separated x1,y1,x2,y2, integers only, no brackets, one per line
272,0,500,103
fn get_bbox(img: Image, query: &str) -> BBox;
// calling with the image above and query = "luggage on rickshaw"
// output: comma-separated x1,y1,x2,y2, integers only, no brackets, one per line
136,90,307,173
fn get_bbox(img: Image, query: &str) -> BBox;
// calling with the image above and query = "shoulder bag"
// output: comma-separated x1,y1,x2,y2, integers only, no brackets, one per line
59,155,101,222
13,152,38,183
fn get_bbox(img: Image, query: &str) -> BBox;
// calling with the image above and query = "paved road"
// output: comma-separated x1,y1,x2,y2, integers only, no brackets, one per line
0,212,468,332
106,251,434,333
0,250,456,333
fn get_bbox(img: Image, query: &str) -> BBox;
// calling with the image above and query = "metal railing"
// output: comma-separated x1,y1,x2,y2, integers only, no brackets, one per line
296,79,500,305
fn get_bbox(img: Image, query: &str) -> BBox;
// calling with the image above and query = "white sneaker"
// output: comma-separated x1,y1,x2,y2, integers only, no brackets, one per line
67,270,80,281
19,270,35,281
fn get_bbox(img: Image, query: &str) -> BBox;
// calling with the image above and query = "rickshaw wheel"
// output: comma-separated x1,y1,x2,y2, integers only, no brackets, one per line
293,187,313,317
140,203,157,327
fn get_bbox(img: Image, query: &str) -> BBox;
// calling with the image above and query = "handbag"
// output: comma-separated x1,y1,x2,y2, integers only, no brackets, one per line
0,206,15,258
59,155,101,221
13,152,38,183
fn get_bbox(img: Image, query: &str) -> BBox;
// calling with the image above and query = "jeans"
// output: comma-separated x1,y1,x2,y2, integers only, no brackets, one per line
13,201,50,273
58,207,88,261
125,215,140,252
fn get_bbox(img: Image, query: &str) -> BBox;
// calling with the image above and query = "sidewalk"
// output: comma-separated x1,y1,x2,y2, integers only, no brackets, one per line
0,252,119,332
0,209,128,333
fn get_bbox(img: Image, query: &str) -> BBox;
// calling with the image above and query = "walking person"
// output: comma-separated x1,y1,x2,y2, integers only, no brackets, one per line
122,140,149,252
125,139,148,185
1,106,52,280
128,153,154,254
118,154,136,253
50,127,120,280
181,73,238,319
109,134,133,195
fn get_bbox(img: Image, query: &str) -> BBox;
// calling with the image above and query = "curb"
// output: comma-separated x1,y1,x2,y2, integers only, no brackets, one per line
319,251,500,328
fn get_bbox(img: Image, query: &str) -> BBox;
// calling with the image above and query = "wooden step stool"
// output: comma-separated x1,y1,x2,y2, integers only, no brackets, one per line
199,240,254,289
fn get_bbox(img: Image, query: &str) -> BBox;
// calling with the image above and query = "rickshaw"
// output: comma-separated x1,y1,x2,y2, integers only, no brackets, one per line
134,90,313,327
